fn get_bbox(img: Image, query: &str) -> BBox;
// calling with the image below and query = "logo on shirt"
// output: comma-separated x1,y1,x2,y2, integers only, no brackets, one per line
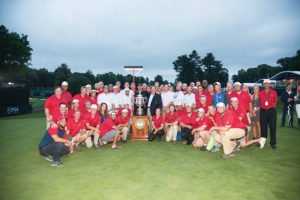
135,119,145,129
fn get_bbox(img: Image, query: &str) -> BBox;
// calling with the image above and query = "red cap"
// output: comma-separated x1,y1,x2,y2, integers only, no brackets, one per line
56,115,66,123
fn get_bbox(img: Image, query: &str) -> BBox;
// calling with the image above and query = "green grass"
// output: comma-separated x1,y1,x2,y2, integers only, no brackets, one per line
0,111,299,200
29,97,46,109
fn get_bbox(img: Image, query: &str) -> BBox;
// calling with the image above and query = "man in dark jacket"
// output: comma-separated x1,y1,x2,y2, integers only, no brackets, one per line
281,83,295,127
147,86,162,132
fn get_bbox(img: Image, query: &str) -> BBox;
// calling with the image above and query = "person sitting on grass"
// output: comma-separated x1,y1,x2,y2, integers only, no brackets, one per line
99,111,123,149
66,110,87,151
210,102,246,159
180,104,197,145
149,108,164,141
192,108,213,151
84,104,101,149
39,116,73,167
50,103,68,128
113,109,130,142
206,104,217,125
164,104,179,145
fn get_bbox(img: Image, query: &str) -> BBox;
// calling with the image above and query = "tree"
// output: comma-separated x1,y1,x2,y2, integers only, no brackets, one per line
67,73,91,94
36,68,55,87
277,49,300,71
54,63,72,86
0,25,33,82
173,50,202,84
154,75,164,85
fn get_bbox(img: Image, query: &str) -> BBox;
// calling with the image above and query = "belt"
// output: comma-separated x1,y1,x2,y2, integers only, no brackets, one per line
261,108,275,112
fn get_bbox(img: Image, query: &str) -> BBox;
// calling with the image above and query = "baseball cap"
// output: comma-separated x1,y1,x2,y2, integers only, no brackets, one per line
61,81,68,86
122,109,128,113
72,99,79,103
86,84,92,88
197,108,205,113
213,82,221,86
113,86,118,89
91,104,97,109
216,102,225,107
234,82,242,86
263,79,271,84
231,97,238,102
104,85,108,89
57,116,66,123
109,110,117,115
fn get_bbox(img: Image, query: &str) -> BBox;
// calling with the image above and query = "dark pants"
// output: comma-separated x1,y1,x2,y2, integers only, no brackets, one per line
181,127,194,145
281,104,294,126
260,108,277,145
148,130,164,141
39,142,70,161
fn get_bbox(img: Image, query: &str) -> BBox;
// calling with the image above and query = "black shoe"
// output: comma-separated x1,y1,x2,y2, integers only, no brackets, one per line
94,145,100,150
200,146,207,151
271,145,277,149
256,143,261,147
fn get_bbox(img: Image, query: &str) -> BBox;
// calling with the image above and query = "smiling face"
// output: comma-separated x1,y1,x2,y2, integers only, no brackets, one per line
155,108,161,116
217,105,225,114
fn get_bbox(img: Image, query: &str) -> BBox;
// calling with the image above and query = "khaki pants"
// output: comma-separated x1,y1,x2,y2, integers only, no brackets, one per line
120,127,129,140
147,108,153,133
85,131,100,148
166,125,178,142
214,128,245,154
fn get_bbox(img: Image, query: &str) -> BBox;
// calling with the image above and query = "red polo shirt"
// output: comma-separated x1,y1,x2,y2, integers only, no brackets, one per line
51,112,67,123
226,90,237,101
85,113,101,129
117,108,132,121
235,91,252,112
195,93,205,109
73,94,91,112
197,103,208,112
192,116,213,130
100,118,115,137
48,127,67,139
67,109,81,120
204,92,214,105
230,106,249,126
66,117,86,137
61,90,72,108
259,89,277,110
180,112,197,126
176,108,187,117
152,115,164,129
82,109,91,121
113,115,129,125
164,112,179,125
214,110,246,129
44,94,67,115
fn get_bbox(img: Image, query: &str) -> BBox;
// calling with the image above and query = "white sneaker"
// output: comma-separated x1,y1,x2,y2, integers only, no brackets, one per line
259,137,266,149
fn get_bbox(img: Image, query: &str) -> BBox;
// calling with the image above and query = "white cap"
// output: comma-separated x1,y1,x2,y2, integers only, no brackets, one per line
263,79,271,84
91,104,97,109
193,86,198,89
109,110,117,115
62,81,68,86
122,109,128,113
216,102,225,107
113,86,118,89
186,104,192,107
214,82,221,86
86,84,92,88
197,108,205,113
91,90,97,93
234,82,242,86
231,97,239,102
124,88,130,91
176,101,182,106
72,99,79,103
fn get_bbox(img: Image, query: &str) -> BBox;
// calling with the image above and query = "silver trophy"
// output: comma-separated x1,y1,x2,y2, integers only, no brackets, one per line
134,94,147,116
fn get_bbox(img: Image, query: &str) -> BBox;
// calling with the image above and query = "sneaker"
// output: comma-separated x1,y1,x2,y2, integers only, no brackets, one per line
221,153,235,159
271,145,277,149
173,141,177,145
94,145,100,150
56,161,64,167
200,146,207,151
259,137,266,149
233,142,240,153
182,141,187,144
45,155,53,162
51,161,57,167
210,146,220,152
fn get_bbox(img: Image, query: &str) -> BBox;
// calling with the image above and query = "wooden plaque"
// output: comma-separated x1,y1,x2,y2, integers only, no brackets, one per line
131,116,149,140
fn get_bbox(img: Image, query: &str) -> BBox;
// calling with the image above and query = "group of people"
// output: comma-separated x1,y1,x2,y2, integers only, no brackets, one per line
39,79,300,167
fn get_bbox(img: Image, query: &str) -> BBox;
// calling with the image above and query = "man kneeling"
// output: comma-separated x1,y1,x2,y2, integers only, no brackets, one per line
66,110,87,151
210,102,246,159
85,104,101,149
113,109,130,142
39,116,73,167
100,111,123,149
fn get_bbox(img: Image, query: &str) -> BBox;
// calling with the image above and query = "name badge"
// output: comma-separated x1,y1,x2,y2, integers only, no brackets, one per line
265,101,269,106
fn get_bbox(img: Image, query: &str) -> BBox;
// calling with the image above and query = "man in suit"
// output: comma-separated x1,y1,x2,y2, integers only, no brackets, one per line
147,86,162,132
281,83,295,127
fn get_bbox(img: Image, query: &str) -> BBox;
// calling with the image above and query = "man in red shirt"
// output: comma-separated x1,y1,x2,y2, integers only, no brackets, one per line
67,99,80,120
100,111,123,149
234,82,253,117
226,82,237,104
195,85,205,108
211,102,246,158
66,110,87,151
164,104,179,144
205,84,214,105
44,86,67,129
81,100,92,120
259,79,278,149
180,104,197,145
192,108,213,150
61,81,72,109
50,103,68,128
84,104,101,149
113,109,130,142
73,86,91,112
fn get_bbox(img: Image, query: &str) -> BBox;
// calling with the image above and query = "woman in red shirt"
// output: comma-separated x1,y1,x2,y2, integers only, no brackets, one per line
149,108,164,141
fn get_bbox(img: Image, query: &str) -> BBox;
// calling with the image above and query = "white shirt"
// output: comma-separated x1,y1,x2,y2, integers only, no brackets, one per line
173,91,184,106
110,92,121,109
161,91,174,107
97,93,112,110
148,93,154,107
119,88,133,98
183,93,196,106
120,94,132,108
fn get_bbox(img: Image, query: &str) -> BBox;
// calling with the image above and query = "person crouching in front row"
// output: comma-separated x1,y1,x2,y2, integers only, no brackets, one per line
149,108,164,142
39,116,73,167
164,104,179,145
113,109,130,142
180,104,197,145
85,104,101,149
